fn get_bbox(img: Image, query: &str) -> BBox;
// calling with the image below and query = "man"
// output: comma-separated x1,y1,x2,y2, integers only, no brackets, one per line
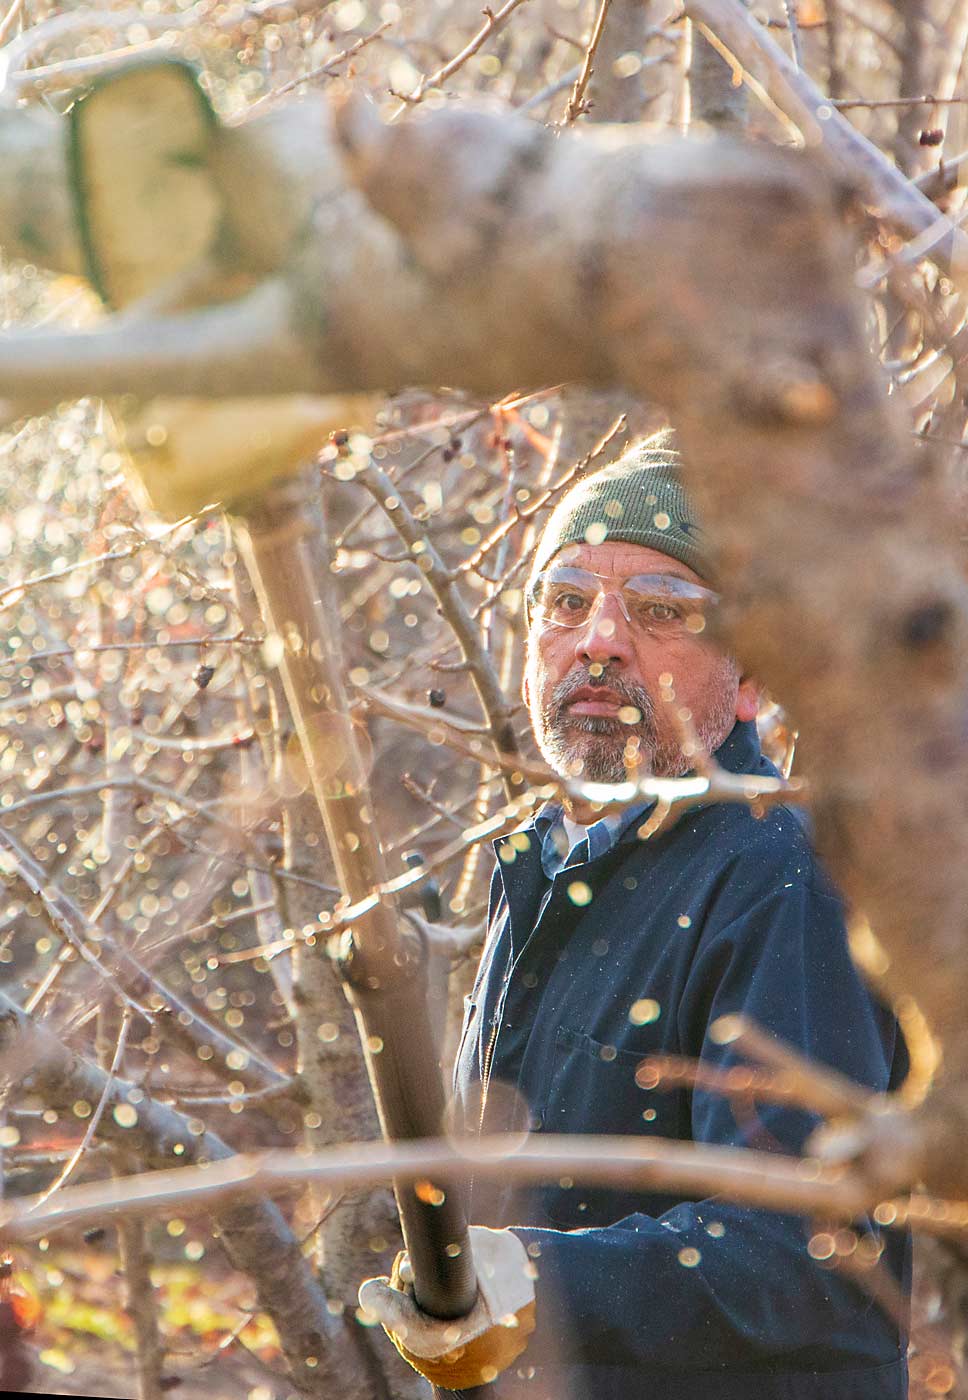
361,435,909,1399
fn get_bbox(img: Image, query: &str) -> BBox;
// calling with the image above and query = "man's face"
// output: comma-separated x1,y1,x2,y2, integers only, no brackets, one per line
524,540,756,786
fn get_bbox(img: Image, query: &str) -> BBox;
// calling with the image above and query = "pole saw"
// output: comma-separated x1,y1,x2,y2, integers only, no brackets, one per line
60,58,479,1322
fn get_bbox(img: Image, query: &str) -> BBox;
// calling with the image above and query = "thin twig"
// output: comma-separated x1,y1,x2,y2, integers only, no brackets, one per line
248,21,392,111
915,148,968,201
516,62,581,112
217,734,806,968
638,1052,832,1109
0,774,243,824
15,632,260,666
27,1009,133,1209
9,34,181,89
1,827,291,1094
0,0,335,93
834,94,968,110
360,680,807,828
709,1014,873,1118
684,0,968,269
353,458,525,799
0,512,212,611
857,199,968,289
331,392,546,551
781,0,804,68
562,0,612,124
461,413,626,586
390,0,534,116
0,989,353,1394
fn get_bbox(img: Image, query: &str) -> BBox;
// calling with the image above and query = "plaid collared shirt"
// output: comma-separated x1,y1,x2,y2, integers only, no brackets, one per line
531,799,649,920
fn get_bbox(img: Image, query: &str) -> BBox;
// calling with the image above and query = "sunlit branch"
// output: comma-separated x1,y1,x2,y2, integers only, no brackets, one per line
0,0,336,93
361,679,806,821
27,1008,133,1209
711,1014,876,1117
0,513,209,612
563,0,613,123
0,0,24,46
402,909,485,960
915,147,968,203
459,414,625,582
640,1014,876,1120
218,753,806,968
390,0,535,115
684,0,968,272
249,20,393,110
353,459,525,799
8,1133,965,1248
1,774,250,828
334,404,492,550
9,631,260,667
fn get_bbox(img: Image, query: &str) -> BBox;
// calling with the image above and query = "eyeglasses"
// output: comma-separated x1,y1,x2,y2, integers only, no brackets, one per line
527,566,718,635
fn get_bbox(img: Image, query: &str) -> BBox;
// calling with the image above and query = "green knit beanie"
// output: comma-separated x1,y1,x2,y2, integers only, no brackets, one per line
528,432,710,599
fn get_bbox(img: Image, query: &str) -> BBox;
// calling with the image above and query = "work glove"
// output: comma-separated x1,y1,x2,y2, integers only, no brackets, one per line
358,1224,536,1389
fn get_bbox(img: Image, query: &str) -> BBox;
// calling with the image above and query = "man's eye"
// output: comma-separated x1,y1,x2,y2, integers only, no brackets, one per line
551,590,590,615
633,599,681,624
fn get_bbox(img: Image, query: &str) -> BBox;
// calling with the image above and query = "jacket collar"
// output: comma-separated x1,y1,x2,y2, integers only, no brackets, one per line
709,717,763,776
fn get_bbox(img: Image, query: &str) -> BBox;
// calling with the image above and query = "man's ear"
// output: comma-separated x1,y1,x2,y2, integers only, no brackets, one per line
735,676,760,723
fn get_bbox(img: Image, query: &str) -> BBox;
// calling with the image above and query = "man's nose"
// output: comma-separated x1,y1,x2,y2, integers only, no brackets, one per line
574,593,634,667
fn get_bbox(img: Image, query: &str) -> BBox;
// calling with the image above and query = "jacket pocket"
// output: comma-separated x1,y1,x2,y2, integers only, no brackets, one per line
539,1025,686,1229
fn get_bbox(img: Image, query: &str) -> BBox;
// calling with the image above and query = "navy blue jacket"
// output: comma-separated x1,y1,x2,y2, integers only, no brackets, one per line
445,721,909,1400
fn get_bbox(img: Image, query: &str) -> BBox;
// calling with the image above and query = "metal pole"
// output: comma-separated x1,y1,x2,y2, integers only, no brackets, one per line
234,473,477,1320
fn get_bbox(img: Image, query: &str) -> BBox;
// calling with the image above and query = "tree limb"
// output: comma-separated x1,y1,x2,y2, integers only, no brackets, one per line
5,1133,962,1247
684,0,968,272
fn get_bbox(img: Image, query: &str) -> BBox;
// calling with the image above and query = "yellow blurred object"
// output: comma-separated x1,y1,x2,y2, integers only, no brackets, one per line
360,1228,536,1389
69,60,220,309
119,394,380,517
391,1297,537,1389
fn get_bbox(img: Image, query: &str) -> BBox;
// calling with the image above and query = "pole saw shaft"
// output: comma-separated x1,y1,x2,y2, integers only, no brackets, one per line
235,475,477,1320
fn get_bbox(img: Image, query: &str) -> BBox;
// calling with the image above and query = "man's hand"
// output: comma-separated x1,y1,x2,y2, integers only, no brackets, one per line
358,1224,536,1388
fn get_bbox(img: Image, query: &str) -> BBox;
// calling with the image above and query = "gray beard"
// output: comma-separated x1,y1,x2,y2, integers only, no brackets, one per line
535,667,738,782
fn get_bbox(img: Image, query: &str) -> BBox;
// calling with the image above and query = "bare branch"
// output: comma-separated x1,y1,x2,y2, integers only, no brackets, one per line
836,95,968,111
3,1133,952,1247
391,0,534,115
685,0,968,271
459,413,626,582
248,21,393,111
562,0,612,124
353,457,525,799
28,1008,133,1208
0,0,24,47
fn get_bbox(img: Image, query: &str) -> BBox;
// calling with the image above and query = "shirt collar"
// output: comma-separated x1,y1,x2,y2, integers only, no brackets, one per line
535,797,648,879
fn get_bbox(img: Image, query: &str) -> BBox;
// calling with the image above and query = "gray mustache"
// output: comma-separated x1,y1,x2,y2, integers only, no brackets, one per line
549,669,657,727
